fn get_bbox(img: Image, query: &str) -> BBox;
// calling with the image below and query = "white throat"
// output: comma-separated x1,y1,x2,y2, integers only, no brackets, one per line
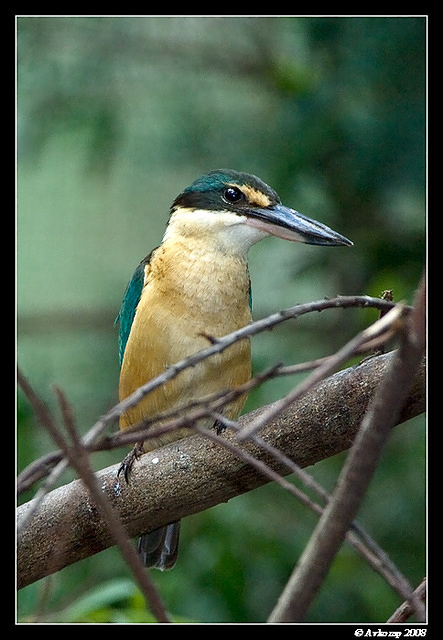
163,207,269,256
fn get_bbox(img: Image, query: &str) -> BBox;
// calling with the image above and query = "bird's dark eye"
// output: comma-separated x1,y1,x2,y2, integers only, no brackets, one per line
223,186,243,204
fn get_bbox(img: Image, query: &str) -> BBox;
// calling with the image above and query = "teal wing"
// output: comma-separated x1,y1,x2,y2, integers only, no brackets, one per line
116,253,152,365
247,265,252,311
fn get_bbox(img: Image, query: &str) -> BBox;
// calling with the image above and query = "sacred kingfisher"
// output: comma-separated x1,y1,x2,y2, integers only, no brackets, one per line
117,169,352,570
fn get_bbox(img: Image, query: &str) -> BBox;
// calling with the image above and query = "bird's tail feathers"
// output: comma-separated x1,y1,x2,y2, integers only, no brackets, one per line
137,521,181,571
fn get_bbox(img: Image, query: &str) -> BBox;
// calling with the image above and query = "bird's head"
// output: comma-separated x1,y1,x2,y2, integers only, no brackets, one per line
165,169,353,252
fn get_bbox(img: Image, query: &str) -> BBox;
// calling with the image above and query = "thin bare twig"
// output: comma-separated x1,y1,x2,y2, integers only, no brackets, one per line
387,578,427,623
17,451,64,495
267,275,426,623
17,370,73,527
19,375,171,623
239,303,406,440
206,413,424,614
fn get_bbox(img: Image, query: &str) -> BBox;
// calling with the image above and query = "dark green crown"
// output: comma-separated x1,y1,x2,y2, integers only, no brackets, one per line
171,169,281,213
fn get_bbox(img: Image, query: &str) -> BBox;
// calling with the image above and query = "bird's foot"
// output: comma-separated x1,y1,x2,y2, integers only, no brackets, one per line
117,441,145,484
214,420,226,436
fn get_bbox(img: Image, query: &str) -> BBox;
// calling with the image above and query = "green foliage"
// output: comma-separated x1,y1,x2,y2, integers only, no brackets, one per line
17,17,426,623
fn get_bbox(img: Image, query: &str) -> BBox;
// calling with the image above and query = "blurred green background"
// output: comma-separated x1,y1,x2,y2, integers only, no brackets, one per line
17,16,426,623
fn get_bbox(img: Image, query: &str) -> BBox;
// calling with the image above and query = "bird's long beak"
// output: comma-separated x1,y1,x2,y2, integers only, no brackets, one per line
246,203,353,247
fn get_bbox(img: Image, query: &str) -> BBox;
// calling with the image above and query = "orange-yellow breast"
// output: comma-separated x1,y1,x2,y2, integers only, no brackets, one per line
119,233,252,448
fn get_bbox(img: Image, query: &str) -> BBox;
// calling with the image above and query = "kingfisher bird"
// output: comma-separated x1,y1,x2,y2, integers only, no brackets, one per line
117,169,352,570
